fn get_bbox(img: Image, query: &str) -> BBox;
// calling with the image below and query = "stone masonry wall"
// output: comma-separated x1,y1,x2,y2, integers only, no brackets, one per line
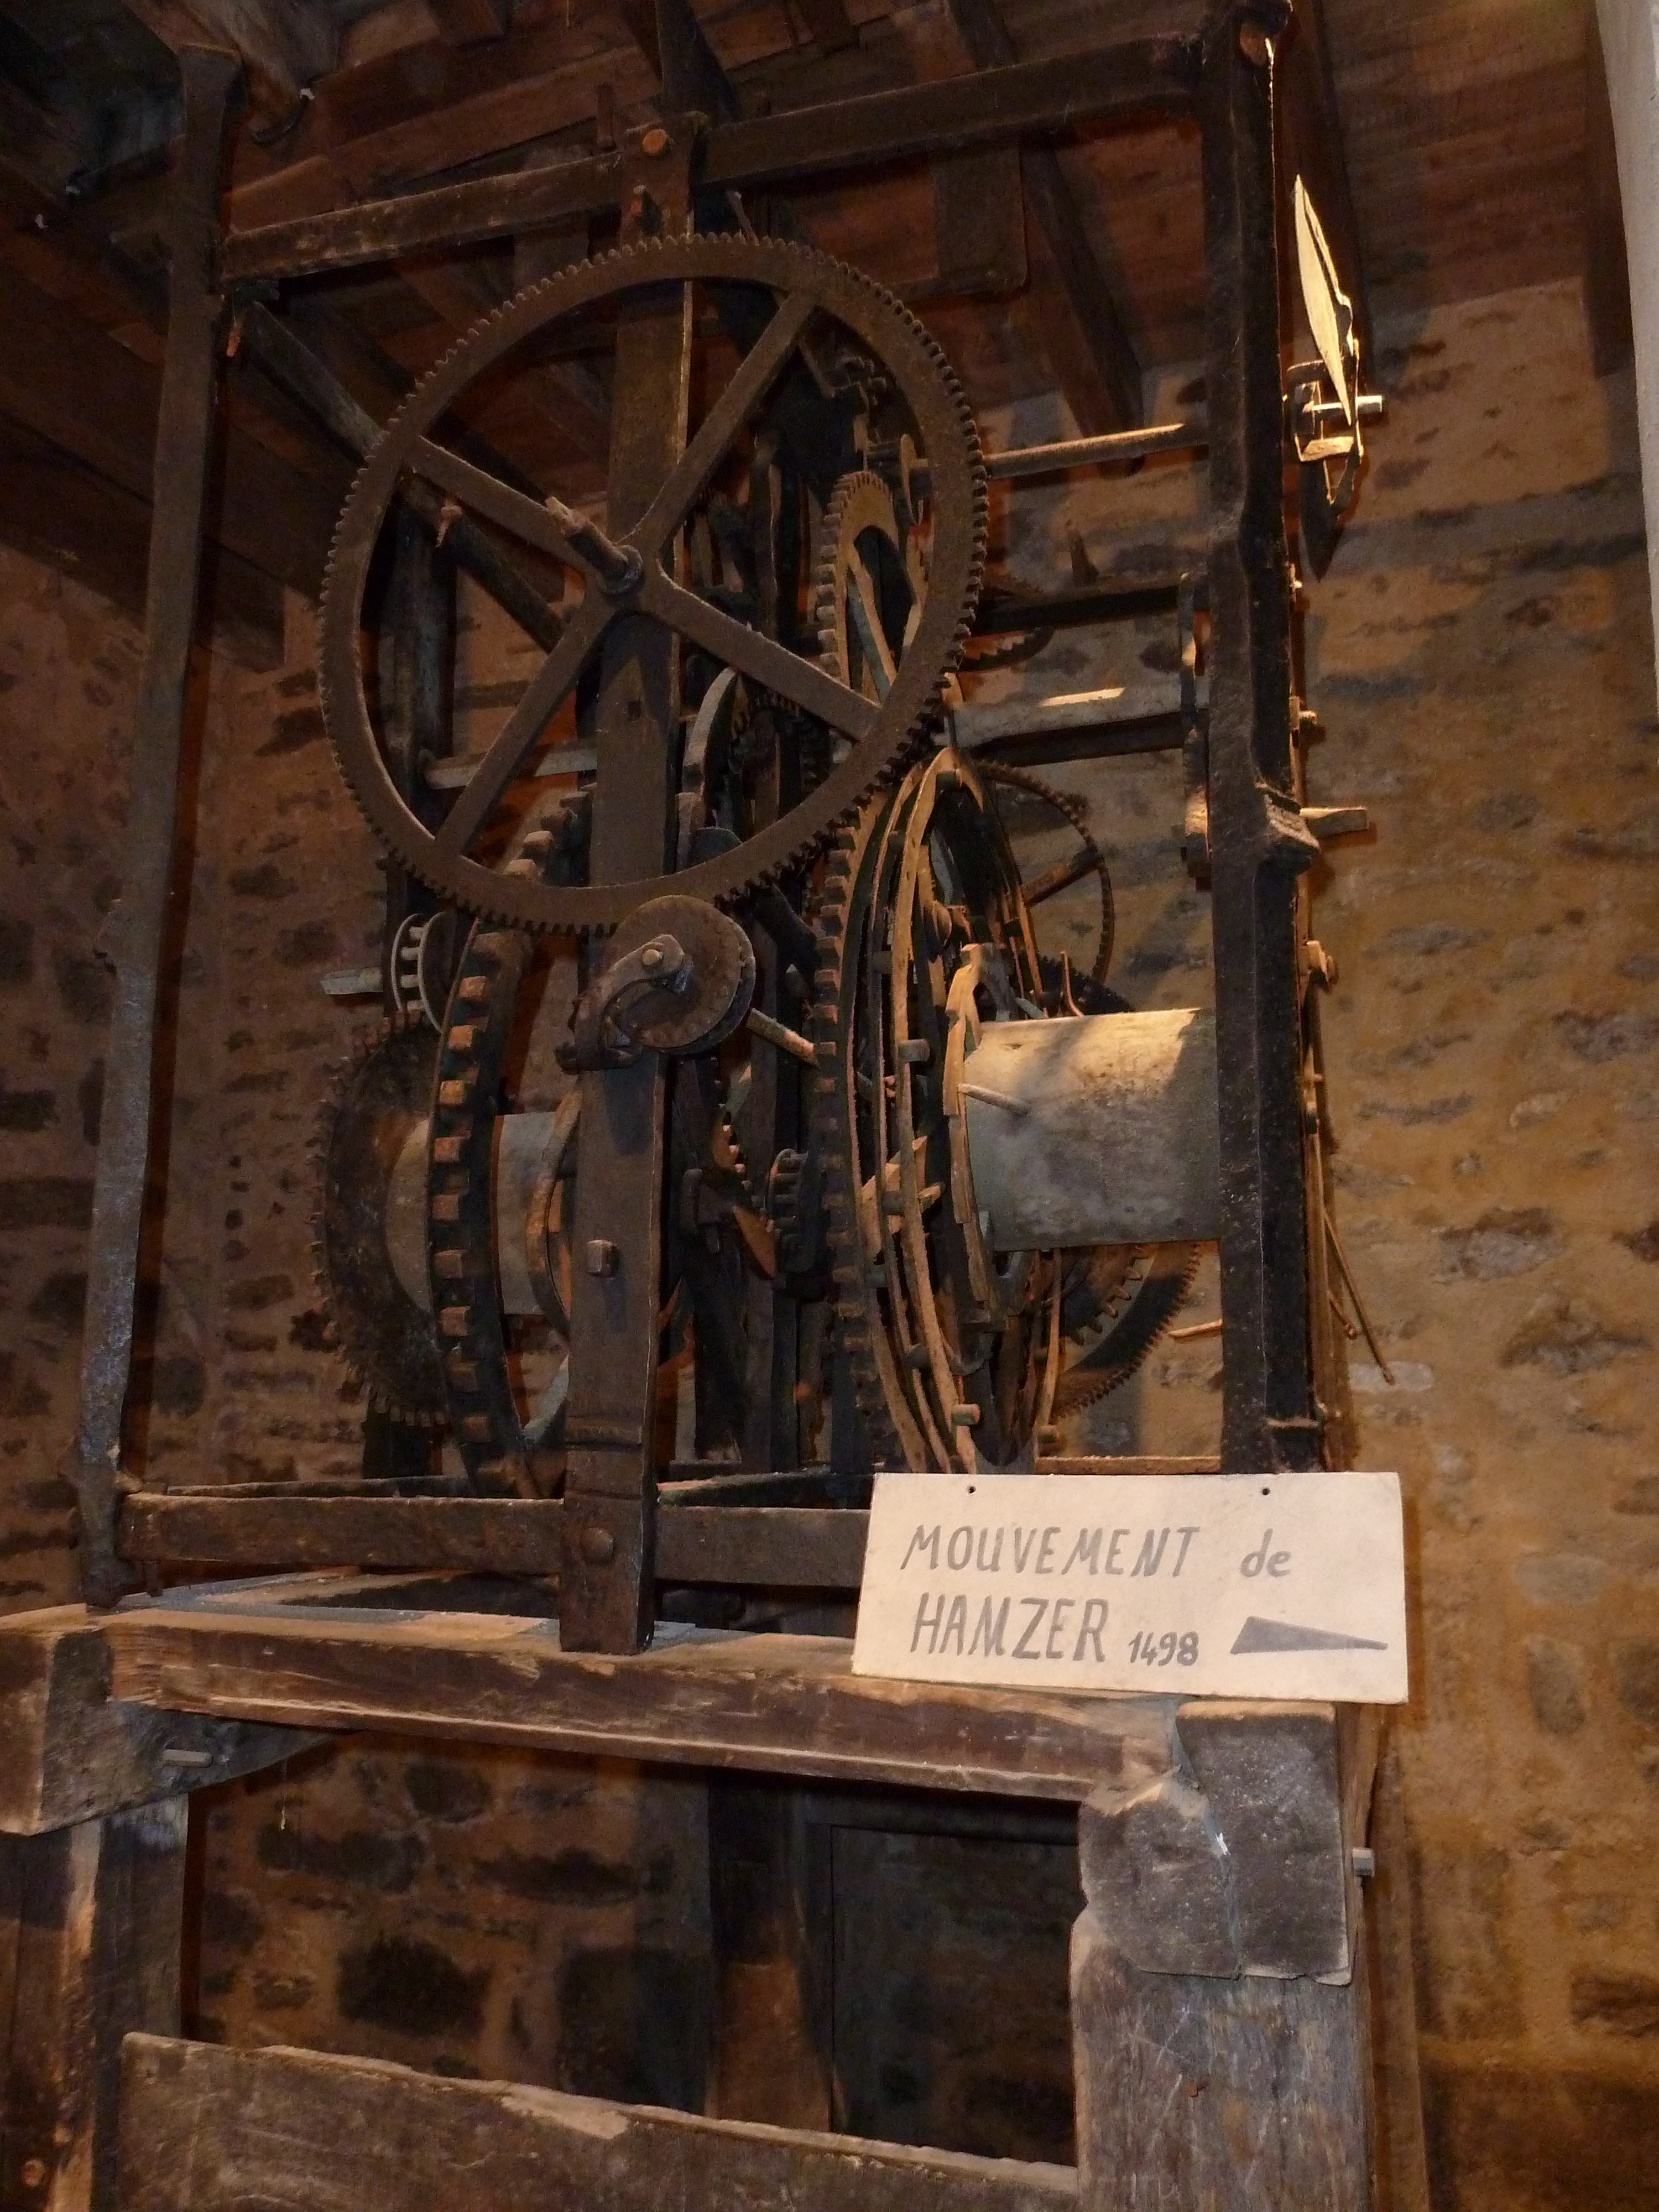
978,275,1658,2209
0,269,1655,2207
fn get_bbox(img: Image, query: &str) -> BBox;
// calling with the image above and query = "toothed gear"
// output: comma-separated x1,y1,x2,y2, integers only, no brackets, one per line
812,751,1062,1471
312,1013,446,1426
811,469,925,703
427,829,571,1497
319,236,987,935
979,761,1115,988
1053,1241,1203,1417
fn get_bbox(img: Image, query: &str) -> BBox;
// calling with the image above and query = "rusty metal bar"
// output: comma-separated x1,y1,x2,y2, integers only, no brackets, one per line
1198,2,1323,1472
69,49,243,1606
985,418,1208,479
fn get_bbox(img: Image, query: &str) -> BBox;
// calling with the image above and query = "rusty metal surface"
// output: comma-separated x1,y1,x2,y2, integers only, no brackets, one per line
87,3,1364,1611
1198,3,1326,1471
317,237,987,936
963,1010,1220,1250
69,49,243,1607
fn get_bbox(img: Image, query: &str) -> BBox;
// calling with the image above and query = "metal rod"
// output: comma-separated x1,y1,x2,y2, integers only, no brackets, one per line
1324,1214,1394,1384
745,1008,817,1066
69,48,243,1607
985,418,1208,480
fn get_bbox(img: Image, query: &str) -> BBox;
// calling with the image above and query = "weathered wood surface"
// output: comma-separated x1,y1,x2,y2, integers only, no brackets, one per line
1077,1699,1370,1981
221,38,1197,282
0,1609,314,1837
1,1801,186,2211
1070,1913,1373,2212
119,2037,1078,2211
96,1592,1175,1799
1366,1739,1431,2212
0,263,341,597
118,1494,869,1588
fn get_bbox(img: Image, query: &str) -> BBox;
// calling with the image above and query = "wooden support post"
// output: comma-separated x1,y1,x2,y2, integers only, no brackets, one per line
1071,1702,1378,2210
1,1803,189,2212
69,48,244,1606
0,1608,312,2207
559,135,695,1653
0,1610,317,1839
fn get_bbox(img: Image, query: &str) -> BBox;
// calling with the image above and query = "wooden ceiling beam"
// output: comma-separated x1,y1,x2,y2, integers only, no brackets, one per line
427,0,513,42
943,0,1143,430
0,262,341,597
0,416,284,667
118,1,340,117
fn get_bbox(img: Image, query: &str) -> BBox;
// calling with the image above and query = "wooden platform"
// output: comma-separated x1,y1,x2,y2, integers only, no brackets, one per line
90,1573,1176,1802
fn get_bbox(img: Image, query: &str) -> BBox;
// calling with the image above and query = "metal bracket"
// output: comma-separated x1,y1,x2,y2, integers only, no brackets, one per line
564,933,693,1070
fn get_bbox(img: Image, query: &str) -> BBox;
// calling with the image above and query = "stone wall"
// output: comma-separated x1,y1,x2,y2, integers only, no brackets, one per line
1,267,1656,2206
0,549,149,1609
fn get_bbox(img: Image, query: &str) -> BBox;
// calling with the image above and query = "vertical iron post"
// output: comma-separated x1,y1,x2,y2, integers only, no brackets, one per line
559,143,696,1651
69,49,243,1603
1199,2,1323,1472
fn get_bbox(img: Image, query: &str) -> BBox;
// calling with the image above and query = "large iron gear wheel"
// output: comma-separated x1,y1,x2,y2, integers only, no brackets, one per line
425,828,568,1498
312,1013,446,1426
320,236,987,935
812,750,1062,1472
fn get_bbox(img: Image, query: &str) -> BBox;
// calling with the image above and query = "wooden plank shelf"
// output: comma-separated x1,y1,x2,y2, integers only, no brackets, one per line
121,2037,1078,2211
94,1577,1177,1801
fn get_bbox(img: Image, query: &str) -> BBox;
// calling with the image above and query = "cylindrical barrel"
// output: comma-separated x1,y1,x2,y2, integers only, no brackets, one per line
386,1110,560,1316
962,1008,1218,1250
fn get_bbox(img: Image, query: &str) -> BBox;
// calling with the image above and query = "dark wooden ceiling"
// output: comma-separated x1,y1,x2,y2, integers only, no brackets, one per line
0,0,1613,660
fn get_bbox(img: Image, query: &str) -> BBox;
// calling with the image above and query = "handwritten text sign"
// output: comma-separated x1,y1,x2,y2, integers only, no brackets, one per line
851,1470,1406,1703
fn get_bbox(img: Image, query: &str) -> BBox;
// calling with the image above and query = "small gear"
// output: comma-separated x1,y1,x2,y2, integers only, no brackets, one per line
1054,1241,1202,1417
312,1013,446,1426
811,468,925,705
979,761,1114,988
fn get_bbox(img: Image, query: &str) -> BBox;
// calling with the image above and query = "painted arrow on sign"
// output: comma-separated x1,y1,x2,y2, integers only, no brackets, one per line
1231,1616,1389,1655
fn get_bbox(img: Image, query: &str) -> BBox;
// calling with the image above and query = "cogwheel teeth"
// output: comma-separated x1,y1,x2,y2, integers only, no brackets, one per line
318,235,987,940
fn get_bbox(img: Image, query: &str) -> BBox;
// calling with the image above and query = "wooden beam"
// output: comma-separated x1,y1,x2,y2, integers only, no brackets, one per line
0,264,340,595
1584,4,1634,378
945,0,1143,430
93,1588,1175,1799
427,0,512,43
221,39,1198,281
796,0,860,58
0,1608,315,1837
117,1493,870,1587
121,1,338,112
0,416,285,669
2,1806,189,2212
119,2036,1078,2212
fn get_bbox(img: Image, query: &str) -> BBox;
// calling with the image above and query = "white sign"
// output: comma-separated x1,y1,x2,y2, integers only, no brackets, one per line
851,1470,1407,1703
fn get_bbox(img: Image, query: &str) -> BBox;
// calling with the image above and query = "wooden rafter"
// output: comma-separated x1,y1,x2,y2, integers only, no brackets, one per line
944,0,1143,432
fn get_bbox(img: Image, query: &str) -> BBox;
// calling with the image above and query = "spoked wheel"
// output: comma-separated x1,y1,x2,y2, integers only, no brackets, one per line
319,236,987,935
